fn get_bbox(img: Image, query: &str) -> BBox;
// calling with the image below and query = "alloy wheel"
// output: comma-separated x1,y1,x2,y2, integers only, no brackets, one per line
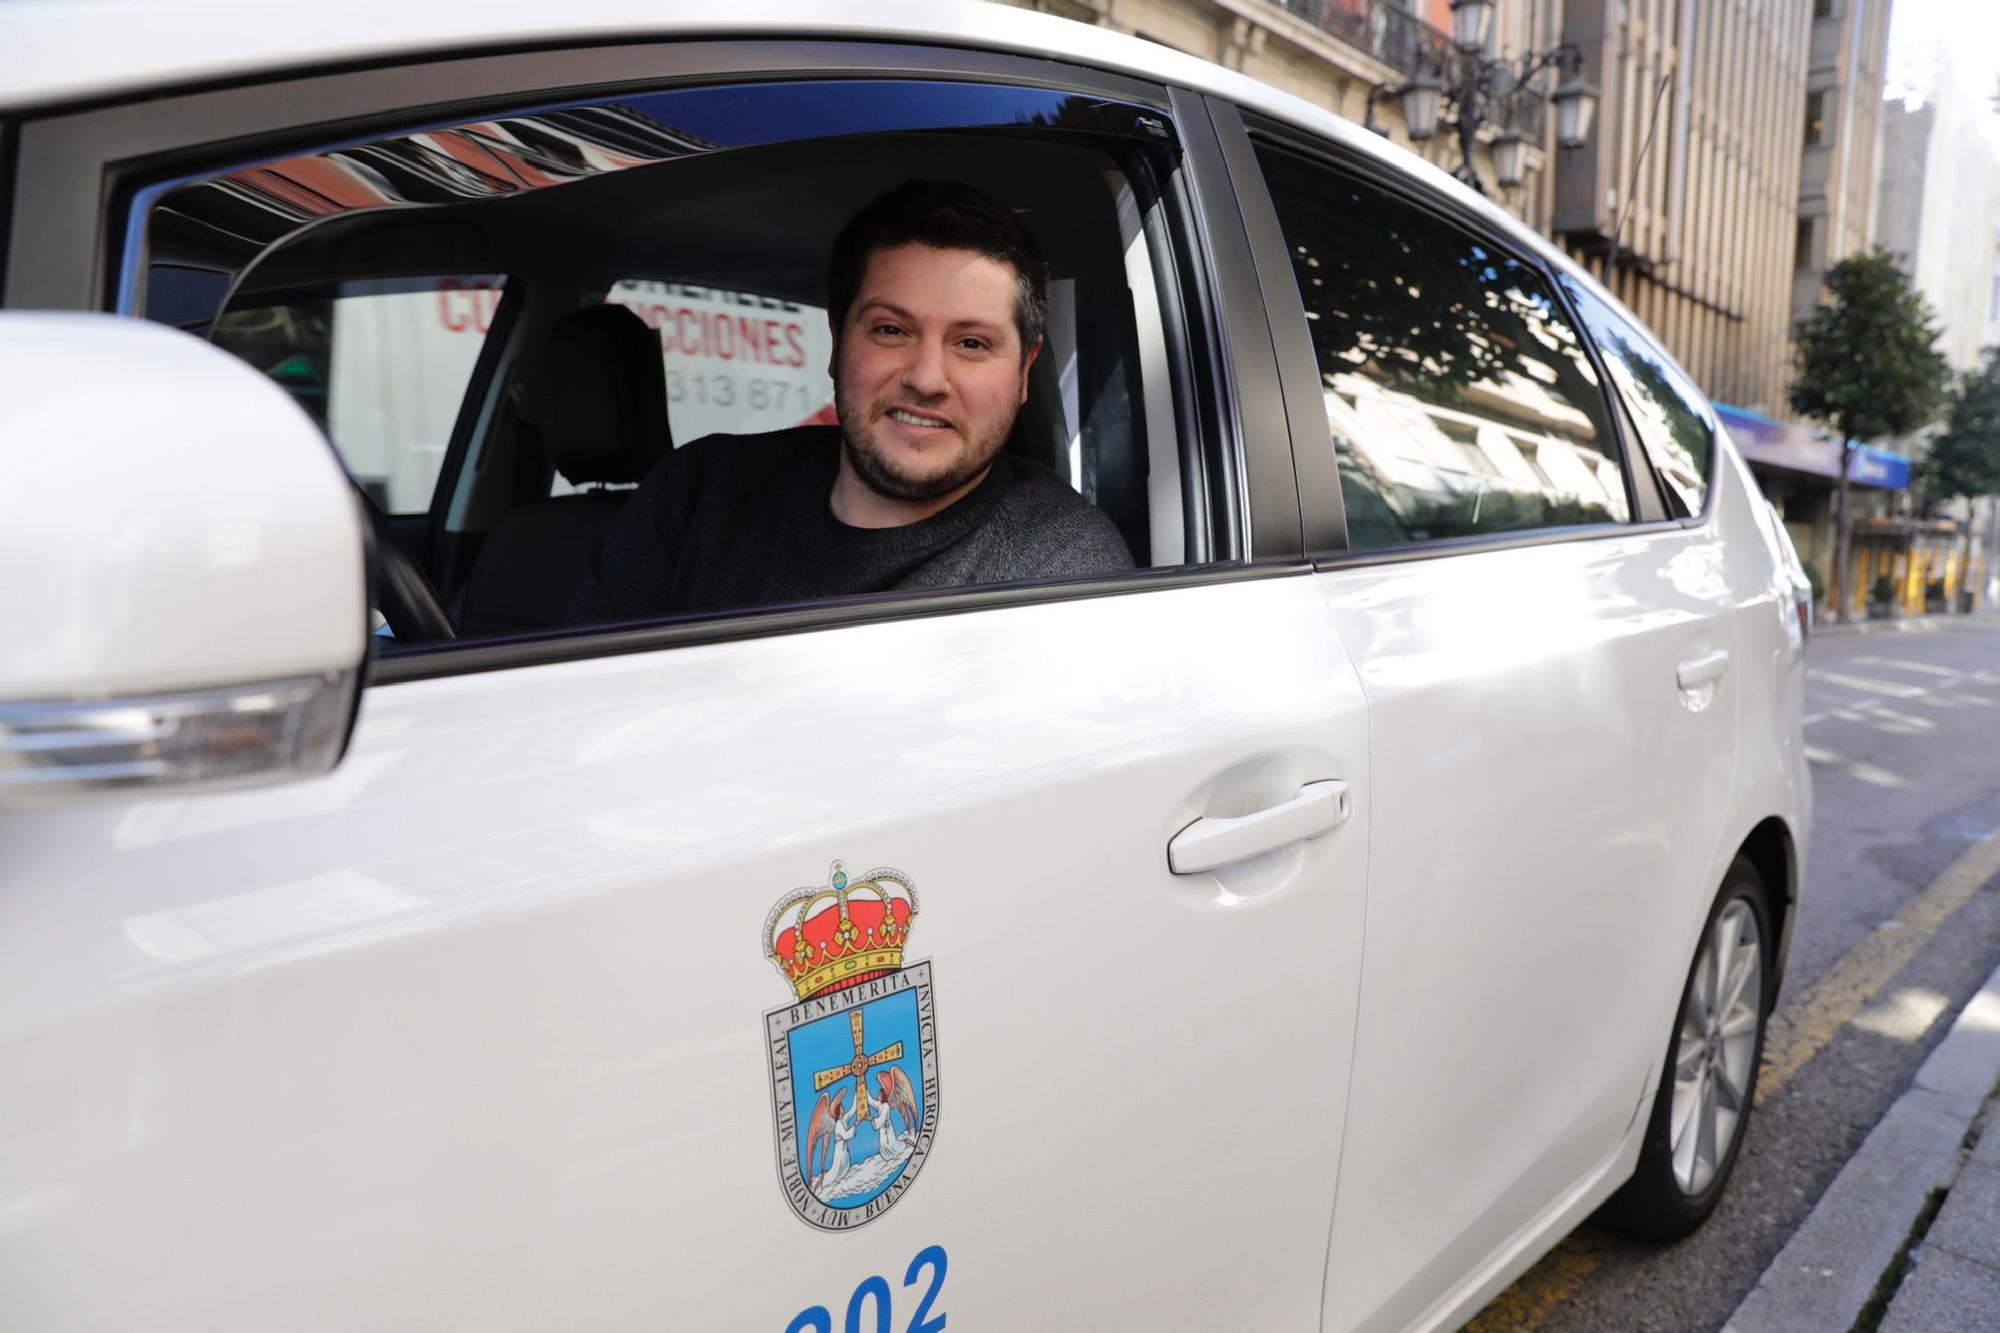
1669,898,1763,1195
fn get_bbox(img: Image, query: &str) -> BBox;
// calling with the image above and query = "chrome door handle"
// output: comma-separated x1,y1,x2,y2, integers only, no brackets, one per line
1168,780,1351,875
1676,649,1731,690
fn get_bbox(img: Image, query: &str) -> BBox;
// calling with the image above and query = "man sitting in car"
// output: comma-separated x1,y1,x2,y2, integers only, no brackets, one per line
565,178,1134,623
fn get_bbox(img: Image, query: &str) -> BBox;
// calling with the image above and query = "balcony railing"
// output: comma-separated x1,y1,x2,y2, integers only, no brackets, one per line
1275,0,1547,142
1276,0,1444,80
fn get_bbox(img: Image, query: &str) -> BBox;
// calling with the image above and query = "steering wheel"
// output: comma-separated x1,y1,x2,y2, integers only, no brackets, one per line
357,488,457,643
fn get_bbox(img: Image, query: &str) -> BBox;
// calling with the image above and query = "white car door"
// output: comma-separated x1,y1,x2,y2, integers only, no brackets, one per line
0,584,1372,1333
1228,128,1741,1329
0,52,1372,1333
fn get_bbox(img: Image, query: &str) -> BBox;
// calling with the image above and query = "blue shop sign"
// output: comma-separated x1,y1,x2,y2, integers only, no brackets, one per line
1714,403,1909,491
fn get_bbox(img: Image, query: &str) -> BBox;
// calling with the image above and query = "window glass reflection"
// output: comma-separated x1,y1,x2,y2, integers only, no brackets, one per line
1561,278,1714,517
1255,145,1629,549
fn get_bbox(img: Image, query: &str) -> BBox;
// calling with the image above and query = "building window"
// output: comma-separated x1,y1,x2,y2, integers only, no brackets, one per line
1813,0,1835,17
1795,218,1815,273
1804,91,1827,146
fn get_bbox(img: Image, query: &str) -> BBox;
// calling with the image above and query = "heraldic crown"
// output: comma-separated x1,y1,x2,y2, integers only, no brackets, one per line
764,862,920,1001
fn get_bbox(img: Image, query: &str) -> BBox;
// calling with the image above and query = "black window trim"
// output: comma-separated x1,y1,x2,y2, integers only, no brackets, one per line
429,275,525,536
8,39,1179,314
0,117,15,308
1222,104,1721,567
1201,97,1346,557
9,38,1316,683
368,561,1317,686
1169,88,1303,565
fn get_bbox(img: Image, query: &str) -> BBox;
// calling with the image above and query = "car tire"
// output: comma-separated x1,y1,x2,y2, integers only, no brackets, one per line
1602,855,1772,1242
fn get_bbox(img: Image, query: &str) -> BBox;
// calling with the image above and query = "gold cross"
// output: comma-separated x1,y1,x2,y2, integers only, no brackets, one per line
812,1008,905,1123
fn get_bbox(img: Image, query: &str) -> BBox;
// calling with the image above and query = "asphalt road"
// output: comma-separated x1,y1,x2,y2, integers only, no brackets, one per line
1470,619,2000,1333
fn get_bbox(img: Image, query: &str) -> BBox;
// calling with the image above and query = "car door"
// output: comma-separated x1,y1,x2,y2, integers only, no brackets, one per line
1214,111,1741,1328
0,50,1371,1333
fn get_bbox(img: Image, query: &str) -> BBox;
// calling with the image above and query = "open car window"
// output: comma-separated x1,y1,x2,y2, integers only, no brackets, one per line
134,76,1199,650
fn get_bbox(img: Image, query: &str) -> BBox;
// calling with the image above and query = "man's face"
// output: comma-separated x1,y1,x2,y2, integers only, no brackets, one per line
833,242,1038,510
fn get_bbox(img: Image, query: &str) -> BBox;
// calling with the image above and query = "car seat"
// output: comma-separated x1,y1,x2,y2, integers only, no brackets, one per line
455,304,672,635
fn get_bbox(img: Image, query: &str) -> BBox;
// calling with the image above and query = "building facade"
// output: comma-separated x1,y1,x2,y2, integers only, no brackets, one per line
1792,0,1892,332
1728,0,1905,617
1550,0,1812,420
1876,43,2000,374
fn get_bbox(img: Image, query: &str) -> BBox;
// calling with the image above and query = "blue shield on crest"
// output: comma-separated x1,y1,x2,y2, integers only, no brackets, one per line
763,863,939,1230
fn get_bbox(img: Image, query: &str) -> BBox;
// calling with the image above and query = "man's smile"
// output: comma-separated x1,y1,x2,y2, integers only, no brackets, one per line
885,406,954,432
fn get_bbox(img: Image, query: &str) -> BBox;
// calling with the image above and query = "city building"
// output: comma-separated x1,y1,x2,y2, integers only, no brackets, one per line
1548,0,1810,422
1877,42,2000,375
1729,0,1905,617
1793,0,1892,334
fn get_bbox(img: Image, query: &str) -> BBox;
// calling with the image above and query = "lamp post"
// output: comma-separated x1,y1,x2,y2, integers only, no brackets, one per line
1374,17,1597,197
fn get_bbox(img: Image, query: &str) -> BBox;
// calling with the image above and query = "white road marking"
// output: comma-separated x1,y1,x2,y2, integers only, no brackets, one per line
1850,657,1966,679
1806,669,1931,698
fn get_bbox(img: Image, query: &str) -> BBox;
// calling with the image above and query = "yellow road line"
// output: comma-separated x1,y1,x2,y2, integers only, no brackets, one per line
1757,829,2000,1104
1466,829,2000,1332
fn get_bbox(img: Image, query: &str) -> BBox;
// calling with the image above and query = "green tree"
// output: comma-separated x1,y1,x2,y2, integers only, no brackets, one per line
1791,249,1950,622
1916,348,2000,609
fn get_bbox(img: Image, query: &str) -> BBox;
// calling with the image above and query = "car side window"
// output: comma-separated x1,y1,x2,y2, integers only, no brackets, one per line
137,78,1197,650
1252,143,1630,550
208,276,506,514
1560,278,1714,518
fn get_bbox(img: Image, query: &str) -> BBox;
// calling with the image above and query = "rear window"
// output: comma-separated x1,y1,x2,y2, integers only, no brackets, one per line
209,275,505,514
1561,277,1714,517
1253,143,1631,550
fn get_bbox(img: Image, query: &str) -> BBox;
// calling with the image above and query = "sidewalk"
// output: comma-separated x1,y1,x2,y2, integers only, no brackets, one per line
1725,961,2000,1333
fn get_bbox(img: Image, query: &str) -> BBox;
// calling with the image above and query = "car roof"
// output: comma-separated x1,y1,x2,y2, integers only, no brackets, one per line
3,0,1646,339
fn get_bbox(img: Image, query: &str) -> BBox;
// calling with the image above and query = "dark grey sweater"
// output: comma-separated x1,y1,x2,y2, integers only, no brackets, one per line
565,425,1134,622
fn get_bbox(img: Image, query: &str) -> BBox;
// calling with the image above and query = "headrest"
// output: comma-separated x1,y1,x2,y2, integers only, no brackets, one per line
542,304,672,487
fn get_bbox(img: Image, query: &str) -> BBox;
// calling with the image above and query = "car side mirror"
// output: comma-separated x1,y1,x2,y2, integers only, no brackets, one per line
0,313,368,804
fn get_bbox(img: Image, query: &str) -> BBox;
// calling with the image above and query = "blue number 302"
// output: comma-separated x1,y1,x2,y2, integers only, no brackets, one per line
785,1244,947,1333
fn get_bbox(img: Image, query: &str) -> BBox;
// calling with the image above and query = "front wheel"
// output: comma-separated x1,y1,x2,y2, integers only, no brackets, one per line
1602,855,1771,1241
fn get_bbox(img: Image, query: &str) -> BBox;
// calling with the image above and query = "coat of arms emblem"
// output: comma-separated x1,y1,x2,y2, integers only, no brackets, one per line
763,861,938,1230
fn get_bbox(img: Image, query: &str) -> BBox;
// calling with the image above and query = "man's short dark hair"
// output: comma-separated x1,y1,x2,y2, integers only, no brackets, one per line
826,179,1049,357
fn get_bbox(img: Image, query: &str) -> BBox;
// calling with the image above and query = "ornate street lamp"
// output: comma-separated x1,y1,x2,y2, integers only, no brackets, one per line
1449,0,1496,56
1371,33,1598,196
1400,62,1446,142
1550,56,1599,150
1491,128,1528,190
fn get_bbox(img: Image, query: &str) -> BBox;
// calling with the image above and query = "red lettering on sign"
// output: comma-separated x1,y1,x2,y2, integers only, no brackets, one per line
437,279,468,333
436,277,500,334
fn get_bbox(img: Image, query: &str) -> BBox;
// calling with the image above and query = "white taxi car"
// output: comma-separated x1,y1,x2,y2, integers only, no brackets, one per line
0,3,1809,1330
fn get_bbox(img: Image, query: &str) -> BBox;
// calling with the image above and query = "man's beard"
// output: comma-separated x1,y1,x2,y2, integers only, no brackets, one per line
836,393,1011,505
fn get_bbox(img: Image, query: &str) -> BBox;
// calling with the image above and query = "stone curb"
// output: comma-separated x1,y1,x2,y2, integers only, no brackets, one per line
1813,611,2000,638
1722,960,2000,1333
